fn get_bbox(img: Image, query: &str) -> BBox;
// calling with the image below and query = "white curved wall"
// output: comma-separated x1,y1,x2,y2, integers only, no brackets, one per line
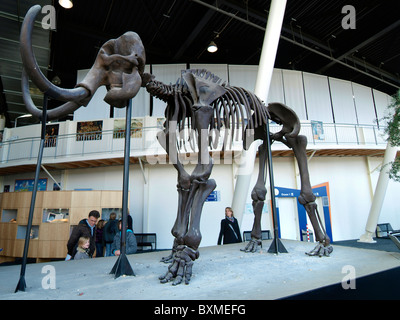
74,64,391,128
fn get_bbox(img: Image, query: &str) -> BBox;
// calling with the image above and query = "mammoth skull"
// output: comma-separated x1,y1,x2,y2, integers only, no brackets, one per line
21,5,146,120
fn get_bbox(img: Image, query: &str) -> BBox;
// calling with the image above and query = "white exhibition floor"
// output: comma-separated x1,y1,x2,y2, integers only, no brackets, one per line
0,240,399,300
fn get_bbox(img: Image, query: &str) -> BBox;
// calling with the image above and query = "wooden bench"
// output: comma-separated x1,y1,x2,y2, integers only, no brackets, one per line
376,223,400,239
135,233,157,252
243,230,272,242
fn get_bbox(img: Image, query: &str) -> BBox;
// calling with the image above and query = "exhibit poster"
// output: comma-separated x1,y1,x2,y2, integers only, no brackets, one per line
113,118,143,139
44,124,59,148
311,120,325,140
15,178,47,192
76,120,103,141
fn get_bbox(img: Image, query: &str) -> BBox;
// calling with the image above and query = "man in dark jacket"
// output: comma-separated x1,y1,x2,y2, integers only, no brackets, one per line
66,210,100,259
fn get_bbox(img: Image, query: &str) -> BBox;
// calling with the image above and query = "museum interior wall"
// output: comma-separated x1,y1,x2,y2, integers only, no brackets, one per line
0,64,399,259
74,64,391,126
2,154,399,252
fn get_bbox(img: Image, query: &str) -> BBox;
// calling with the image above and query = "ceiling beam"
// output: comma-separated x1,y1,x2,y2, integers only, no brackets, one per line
318,19,400,74
172,1,217,61
220,0,333,52
191,0,400,90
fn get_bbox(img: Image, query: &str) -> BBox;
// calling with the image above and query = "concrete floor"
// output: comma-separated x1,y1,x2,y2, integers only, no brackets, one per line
1,239,399,300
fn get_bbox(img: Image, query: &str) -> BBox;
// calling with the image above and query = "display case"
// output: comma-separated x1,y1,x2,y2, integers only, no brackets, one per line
42,208,69,223
0,190,127,263
1,209,17,222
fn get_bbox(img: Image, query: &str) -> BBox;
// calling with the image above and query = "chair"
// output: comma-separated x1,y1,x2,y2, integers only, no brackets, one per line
243,230,272,242
389,234,400,251
376,223,400,239
134,233,157,252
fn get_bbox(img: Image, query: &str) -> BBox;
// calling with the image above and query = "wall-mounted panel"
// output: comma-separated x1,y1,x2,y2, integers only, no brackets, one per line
352,83,376,125
281,70,307,120
227,66,285,107
268,69,285,105
151,64,187,117
228,65,258,91
303,72,333,123
372,89,392,126
75,69,110,121
329,78,357,124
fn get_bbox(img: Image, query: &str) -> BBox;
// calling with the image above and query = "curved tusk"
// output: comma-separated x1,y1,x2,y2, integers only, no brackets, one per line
22,68,82,121
20,5,89,102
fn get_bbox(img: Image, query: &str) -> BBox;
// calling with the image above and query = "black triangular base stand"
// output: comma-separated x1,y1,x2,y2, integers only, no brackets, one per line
268,237,288,254
15,276,26,293
110,254,135,278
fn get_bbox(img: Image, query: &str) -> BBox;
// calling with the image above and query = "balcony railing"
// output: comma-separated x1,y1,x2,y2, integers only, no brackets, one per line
0,122,388,165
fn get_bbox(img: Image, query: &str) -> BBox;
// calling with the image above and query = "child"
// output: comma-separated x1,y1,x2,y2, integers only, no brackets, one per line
74,236,91,260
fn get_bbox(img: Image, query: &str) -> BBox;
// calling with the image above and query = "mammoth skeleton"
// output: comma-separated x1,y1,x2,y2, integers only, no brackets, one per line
20,5,333,287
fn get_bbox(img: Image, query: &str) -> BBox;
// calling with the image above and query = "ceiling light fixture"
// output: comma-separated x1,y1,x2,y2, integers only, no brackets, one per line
207,41,218,53
59,0,73,9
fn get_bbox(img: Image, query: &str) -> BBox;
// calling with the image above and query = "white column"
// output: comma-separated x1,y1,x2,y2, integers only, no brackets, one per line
232,0,287,226
359,142,398,243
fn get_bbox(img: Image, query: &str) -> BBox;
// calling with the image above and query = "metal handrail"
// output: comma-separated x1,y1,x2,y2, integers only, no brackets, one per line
0,122,388,165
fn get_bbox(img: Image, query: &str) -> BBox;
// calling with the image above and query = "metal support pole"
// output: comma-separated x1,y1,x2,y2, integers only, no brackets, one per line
15,95,48,292
110,99,135,277
231,0,287,226
266,120,287,254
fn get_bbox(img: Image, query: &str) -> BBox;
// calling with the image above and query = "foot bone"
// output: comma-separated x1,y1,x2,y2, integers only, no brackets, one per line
306,243,333,257
159,245,199,285
240,238,262,253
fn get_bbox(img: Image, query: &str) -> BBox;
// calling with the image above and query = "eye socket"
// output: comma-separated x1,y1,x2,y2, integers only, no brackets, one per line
192,104,202,112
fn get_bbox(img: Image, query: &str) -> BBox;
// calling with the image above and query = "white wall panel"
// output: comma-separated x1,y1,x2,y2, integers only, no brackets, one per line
373,89,392,126
74,69,110,121
268,69,285,104
329,78,357,124
150,64,187,117
352,83,376,125
228,66,285,105
302,72,333,123
228,64,258,91
281,70,307,120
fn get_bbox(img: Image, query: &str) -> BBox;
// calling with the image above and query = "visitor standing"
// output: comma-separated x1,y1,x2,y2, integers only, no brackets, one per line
66,210,100,260
217,207,242,245
95,219,105,257
111,215,137,255
103,212,118,256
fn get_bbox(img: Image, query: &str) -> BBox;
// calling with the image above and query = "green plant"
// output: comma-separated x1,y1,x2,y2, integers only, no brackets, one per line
383,89,400,182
